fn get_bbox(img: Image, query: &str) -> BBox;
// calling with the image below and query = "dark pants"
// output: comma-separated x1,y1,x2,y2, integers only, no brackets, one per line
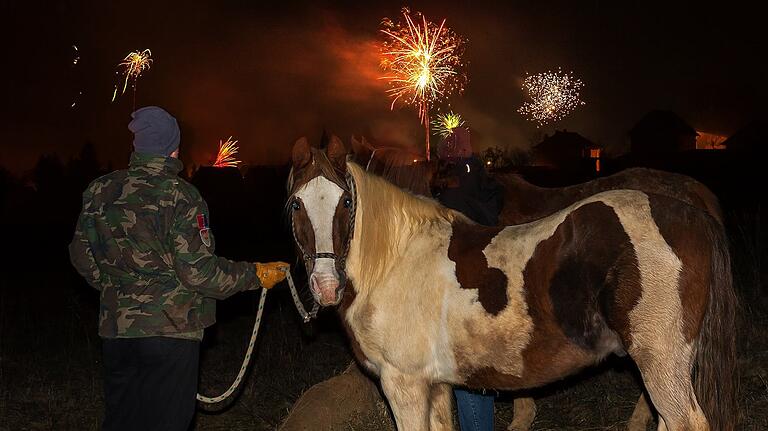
102,337,200,431
455,388,495,431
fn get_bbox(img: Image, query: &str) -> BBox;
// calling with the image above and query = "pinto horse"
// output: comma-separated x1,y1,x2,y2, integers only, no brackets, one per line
351,135,725,430
288,136,737,431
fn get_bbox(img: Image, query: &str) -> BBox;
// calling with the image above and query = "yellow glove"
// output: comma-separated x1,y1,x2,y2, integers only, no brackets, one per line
254,262,290,289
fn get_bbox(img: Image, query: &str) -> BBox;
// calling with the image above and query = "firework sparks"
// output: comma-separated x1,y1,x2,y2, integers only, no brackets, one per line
70,91,83,109
380,8,466,159
111,49,153,104
72,45,80,65
432,112,465,138
380,8,466,119
213,137,241,168
70,45,82,108
518,69,585,127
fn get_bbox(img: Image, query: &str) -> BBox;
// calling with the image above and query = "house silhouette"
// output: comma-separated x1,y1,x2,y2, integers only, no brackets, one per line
532,130,601,173
630,110,698,154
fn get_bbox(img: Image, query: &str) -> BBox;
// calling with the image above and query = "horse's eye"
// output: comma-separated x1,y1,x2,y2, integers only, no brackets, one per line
291,200,301,211
343,198,352,208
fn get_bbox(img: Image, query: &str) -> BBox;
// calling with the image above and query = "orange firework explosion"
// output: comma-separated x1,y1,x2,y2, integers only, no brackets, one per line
380,8,466,121
213,137,241,168
111,49,153,103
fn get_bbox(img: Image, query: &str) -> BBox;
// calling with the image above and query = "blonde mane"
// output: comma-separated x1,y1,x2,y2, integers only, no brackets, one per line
346,162,466,292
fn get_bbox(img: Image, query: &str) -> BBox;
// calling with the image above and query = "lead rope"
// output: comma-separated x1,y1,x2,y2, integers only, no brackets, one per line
196,267,317,404
285,269,319,322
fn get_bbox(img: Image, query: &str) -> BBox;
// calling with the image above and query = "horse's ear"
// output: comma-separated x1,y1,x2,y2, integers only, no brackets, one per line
292,137,311,169
327,135,348,173
350,135,372,165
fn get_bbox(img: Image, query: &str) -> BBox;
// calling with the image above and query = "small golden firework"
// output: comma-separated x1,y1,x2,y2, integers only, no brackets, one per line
213,137,241,168
432,112,465,138
111,49,153,103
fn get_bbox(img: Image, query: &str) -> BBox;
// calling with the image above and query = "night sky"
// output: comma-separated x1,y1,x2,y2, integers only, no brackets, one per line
2,0,765,173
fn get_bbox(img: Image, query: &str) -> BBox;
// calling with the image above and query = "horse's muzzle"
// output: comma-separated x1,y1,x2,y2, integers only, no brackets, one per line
309,272,344,306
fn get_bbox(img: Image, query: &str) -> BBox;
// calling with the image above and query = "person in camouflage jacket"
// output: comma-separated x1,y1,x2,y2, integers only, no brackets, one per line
68,106,288,431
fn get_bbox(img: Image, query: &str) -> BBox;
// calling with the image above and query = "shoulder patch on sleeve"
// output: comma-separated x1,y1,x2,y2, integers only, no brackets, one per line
197,213,212,247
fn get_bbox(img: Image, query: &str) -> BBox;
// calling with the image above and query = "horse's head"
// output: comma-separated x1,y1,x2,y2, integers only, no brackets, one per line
287,135,354,307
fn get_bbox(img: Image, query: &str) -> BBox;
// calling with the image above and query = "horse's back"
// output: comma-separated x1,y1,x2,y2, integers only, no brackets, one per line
495,167,723,225
606,168,723,224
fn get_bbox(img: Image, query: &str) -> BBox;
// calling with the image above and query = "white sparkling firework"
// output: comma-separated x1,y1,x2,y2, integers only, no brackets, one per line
518,69,585,127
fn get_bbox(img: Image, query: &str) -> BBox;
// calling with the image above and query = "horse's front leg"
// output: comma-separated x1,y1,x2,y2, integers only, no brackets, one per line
626,392,653,431
380,369,430,431
428,383,454,431
508,397,537,431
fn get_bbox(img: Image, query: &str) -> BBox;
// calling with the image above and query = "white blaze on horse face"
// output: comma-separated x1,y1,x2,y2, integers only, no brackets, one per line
295,176,344,305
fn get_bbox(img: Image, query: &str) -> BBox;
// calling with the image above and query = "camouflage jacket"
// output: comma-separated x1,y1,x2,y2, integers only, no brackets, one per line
69,152,259,338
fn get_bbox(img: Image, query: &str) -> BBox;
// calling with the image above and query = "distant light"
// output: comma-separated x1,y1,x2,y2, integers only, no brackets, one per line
70,91,83,108
486,160,491,165
413,159,418,163
72,45,80,65
695,131,727,150
466,163,471,173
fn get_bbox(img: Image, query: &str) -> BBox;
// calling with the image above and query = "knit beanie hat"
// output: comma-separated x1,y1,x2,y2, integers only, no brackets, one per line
128,106,180,156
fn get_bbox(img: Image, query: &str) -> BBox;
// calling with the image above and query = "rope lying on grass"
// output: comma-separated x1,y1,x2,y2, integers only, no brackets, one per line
196,268,318,404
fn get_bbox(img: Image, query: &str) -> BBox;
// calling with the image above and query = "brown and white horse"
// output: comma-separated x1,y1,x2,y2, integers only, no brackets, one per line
352,135,725,430
288,136,737,431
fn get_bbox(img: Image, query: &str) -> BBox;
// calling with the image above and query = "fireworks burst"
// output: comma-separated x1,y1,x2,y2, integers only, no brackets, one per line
111,49,153,105
213,137,241,168
518,69,585,127
380,8,466,119
380,8,466,159
432,112,465,138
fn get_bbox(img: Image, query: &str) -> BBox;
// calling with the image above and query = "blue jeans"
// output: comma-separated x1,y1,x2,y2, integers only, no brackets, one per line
454,388,494,431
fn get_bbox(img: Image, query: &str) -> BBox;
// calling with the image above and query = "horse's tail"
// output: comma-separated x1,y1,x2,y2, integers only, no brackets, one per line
693,223,738,431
